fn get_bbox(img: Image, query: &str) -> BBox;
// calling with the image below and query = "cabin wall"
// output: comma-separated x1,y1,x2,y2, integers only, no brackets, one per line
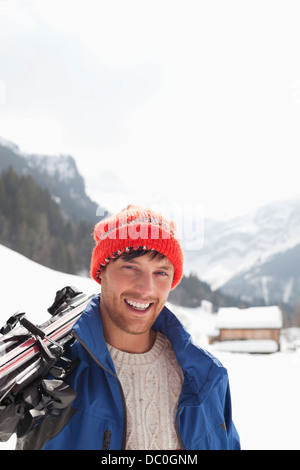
219,328,280,344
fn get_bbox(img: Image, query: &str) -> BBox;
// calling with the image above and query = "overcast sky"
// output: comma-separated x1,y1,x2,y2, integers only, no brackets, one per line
1,0,300,219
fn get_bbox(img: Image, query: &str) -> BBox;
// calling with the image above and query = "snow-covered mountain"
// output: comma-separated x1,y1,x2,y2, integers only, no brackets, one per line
221,243,300,309
184,197,300,309
0,136,77,184
0,136,107,224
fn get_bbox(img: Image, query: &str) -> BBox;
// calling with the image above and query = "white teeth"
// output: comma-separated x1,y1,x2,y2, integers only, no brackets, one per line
125,299,151,310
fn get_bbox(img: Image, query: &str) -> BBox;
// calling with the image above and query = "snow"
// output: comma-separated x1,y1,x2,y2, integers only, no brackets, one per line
211,339,279,354
283,277,294,304
215,305,283,329
0,136,20,153
0,244,300,450
0,245,96,324
25,154,76,183
201,264,234,290
261,276,271,304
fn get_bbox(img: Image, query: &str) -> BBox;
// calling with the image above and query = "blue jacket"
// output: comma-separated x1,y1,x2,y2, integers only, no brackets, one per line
17,294,240,450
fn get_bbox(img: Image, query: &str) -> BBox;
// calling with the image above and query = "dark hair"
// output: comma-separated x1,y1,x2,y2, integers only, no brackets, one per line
117,248,166,262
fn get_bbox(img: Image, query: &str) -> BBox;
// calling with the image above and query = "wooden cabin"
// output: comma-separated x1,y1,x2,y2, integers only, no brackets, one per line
210,305,283,353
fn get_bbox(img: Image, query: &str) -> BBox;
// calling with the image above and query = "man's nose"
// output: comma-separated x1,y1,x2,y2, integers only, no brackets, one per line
134,271,154,297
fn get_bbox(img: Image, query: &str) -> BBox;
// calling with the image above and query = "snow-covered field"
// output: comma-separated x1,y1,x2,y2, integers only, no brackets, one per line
171,305,300,450
0,244,299,450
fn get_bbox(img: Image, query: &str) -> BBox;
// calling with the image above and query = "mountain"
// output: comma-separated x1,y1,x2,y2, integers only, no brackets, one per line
169,273,253,310
184,197,300,311
0,167,95,275
0,136,108,224
220,243,300,312
0,136,109,275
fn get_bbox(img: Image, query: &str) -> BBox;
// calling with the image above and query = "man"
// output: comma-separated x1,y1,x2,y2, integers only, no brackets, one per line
15,205,240,449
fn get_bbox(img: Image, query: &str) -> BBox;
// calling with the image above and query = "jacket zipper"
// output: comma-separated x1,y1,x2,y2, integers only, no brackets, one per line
71,331,127,450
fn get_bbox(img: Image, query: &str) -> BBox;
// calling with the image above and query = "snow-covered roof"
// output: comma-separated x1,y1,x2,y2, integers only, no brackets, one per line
215,306,282,329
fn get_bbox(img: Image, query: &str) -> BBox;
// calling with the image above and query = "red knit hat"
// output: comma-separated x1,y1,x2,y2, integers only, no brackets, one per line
90,204,183,289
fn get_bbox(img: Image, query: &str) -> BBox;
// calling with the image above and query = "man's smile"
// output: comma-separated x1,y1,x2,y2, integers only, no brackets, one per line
124,298,153,312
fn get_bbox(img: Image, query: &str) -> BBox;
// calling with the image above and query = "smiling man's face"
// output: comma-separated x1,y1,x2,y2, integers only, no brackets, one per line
99,251,174,352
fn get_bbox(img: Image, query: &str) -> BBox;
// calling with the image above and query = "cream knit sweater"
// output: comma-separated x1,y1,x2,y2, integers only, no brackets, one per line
107,332,184,450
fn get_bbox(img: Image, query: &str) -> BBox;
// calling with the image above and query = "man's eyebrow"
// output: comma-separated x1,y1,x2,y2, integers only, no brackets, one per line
155,264,173,271
120,258,139,264
119,258,173,271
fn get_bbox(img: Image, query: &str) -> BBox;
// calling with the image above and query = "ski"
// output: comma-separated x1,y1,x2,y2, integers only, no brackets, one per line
0,286,93,399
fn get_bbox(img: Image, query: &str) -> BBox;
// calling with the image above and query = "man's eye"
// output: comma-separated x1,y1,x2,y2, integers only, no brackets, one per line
155,271,168,276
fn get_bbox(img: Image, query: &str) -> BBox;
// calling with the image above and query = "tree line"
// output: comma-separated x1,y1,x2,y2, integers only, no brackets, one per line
0,167,94,275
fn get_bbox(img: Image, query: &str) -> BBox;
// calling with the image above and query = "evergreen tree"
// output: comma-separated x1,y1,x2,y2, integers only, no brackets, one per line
0,167,93,275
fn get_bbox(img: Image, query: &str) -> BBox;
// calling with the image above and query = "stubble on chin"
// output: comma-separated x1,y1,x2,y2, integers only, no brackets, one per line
100,294,164,337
